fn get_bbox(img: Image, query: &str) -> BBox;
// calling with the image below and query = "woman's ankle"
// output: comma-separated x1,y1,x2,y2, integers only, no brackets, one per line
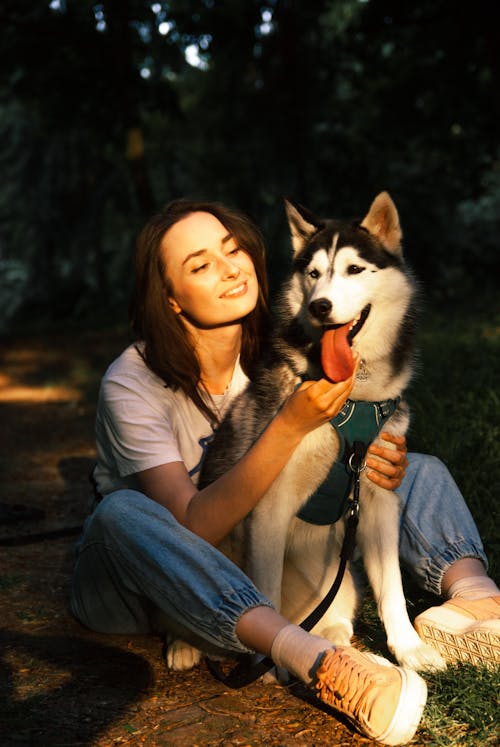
270,624,332,683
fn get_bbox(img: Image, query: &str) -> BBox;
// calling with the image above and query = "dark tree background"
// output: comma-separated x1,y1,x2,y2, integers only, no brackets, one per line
1,0,499,327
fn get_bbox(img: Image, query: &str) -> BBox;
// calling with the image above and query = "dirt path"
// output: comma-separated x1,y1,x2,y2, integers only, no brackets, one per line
0,326,425,746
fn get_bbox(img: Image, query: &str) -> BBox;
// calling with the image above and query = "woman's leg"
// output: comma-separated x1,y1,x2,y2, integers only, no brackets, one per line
70,490,273,656
397,454,499,665
71,489,427,745
397,453,488,594
398,453,499,600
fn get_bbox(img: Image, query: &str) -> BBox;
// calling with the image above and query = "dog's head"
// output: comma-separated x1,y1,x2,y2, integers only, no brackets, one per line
283,192,415,382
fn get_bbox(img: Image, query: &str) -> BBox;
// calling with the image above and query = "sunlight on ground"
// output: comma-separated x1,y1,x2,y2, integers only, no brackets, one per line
0,383,82,403
0,368,81,402
0,347,83,403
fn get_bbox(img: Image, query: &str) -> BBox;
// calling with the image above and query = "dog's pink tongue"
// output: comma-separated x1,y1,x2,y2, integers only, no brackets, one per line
321,325,354,382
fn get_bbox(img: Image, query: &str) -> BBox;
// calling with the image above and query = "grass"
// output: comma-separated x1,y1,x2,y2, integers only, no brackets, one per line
420,664,499,746
408,298,500,578
398,297,500,744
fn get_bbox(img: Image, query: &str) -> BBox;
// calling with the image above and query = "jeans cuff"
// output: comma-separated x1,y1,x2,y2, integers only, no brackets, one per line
426,540,489,596
214,587,275,654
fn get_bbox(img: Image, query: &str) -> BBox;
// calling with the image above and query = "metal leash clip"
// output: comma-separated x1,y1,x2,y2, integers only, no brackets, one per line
348,451,367,475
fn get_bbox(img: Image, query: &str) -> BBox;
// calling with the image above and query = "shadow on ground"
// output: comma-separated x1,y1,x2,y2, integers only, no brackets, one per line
0,630,154,746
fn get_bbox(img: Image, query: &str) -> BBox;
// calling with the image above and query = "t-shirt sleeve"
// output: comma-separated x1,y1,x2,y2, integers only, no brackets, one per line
97,372,183,477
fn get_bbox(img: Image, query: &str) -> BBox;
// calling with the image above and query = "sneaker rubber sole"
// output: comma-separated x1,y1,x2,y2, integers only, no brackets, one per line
370,657,427,746
415,608,500,668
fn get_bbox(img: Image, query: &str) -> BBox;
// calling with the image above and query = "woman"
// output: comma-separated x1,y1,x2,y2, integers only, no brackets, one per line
71,200,499,746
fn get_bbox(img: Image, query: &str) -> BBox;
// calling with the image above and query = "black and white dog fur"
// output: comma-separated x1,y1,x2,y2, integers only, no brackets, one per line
175,193,445,673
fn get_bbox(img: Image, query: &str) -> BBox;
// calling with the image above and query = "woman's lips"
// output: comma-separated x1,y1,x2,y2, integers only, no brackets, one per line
221,282,247,298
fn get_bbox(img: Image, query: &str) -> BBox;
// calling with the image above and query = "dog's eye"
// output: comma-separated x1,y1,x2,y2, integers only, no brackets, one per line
347,265,365,275
308,268,320,279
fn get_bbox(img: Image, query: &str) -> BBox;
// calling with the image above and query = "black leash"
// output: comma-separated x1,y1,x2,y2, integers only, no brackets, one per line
206,447,364,688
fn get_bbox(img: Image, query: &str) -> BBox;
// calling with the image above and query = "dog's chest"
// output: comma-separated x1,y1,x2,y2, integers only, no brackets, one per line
254,395,404,527
261,422,340,516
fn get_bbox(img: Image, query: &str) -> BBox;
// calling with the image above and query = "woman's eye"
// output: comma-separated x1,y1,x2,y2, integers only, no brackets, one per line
191,263,209,273
228,246,241,255
308,268,320,279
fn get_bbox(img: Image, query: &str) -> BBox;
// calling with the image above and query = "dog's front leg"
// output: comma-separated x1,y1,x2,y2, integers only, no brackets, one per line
245,493,292,611
357,483,446,671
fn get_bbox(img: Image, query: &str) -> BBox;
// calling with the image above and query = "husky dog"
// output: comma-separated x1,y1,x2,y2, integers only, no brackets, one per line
199,192,445,672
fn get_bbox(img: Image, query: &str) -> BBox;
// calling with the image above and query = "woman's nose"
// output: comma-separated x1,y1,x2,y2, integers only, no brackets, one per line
220,257,240,278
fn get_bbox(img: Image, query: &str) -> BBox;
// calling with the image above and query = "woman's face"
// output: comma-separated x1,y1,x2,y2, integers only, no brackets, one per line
161,211,259,329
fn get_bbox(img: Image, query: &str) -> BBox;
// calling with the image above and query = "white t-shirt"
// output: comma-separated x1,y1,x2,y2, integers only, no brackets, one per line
93,343,249,496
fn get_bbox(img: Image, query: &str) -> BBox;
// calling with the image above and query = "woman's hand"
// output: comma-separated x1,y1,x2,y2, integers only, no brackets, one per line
279,356,359,440
366,432,408,490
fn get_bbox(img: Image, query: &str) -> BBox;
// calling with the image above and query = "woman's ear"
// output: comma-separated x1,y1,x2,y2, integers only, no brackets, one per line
167,296,182,314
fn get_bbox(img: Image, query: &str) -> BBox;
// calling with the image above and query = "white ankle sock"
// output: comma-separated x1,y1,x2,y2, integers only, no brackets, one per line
270,624,333,684
447,576,500,601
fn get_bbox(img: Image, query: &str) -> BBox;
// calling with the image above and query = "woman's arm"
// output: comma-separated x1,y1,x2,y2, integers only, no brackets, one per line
137,374,356,546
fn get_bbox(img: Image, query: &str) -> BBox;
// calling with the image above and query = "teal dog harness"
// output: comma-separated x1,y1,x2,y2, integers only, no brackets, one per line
296,397,401,525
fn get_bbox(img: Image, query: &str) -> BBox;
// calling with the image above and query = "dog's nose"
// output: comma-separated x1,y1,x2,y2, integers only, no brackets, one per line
309,298,332,320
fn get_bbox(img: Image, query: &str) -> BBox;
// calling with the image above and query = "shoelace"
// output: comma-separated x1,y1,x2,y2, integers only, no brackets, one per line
314,649,388,725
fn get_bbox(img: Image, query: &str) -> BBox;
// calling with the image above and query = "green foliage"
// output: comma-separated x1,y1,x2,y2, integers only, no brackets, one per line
1,0,499,325
0,259,29,329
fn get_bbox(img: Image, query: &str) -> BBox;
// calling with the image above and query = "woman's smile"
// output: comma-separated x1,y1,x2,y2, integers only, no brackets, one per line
220,281,248,299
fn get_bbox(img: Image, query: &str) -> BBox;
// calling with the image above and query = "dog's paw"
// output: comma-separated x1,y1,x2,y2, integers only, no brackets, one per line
165,639,202,671
317,620,353,647
394,641,447,672
260,665,292,685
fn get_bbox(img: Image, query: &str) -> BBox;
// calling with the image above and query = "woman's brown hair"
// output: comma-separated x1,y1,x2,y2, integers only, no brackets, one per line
129,199,270,423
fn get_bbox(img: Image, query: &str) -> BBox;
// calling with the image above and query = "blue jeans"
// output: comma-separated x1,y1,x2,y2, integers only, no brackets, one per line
70,454,487,656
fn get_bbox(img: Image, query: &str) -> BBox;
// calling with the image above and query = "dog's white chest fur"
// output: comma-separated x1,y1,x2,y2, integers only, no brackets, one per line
253,422,339,522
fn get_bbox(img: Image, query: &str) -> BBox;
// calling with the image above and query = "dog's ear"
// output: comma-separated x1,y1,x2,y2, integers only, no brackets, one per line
284,199,323,256
360,192,402,254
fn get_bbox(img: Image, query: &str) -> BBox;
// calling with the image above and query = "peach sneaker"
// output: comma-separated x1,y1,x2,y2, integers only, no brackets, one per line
312,646,427,745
